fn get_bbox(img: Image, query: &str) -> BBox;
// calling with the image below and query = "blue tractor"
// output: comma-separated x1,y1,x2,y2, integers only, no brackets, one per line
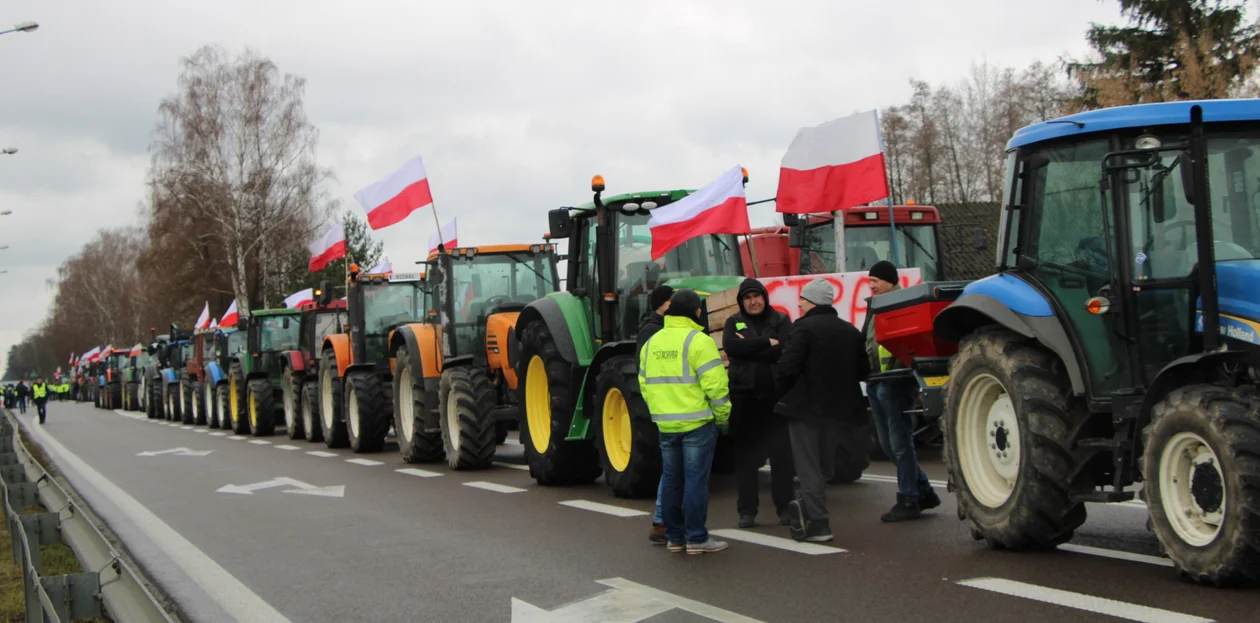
921,100,1260,585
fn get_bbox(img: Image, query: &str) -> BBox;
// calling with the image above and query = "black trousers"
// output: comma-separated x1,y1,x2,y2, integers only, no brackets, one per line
35,400,46,423
732,393,795,517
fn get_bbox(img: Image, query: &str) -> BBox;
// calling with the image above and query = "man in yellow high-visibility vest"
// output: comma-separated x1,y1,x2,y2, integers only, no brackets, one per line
31,378,49,424
639,289,731,555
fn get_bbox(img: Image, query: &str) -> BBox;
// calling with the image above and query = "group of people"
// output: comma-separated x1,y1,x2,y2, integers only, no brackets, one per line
637,261,938,553
1,378,52,423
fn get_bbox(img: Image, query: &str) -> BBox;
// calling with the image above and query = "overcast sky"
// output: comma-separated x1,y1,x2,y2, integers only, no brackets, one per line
0,0,1129,371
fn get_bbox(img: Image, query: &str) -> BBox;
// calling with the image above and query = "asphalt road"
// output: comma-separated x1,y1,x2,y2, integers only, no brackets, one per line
12,401,1260,623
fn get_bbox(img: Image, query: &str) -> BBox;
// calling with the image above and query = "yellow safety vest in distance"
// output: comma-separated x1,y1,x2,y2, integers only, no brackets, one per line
638,315,731,434
879,345,895,372
32,384,46,399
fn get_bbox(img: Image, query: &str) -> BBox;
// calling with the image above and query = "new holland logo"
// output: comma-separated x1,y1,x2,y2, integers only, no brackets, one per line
1196,312,1260,346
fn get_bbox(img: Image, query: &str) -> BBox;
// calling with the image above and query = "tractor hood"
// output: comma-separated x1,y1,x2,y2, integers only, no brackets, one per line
1196,259,1260,347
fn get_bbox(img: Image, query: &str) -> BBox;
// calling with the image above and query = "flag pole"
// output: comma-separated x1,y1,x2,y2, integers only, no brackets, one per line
741,171,760,278
875,109,900,267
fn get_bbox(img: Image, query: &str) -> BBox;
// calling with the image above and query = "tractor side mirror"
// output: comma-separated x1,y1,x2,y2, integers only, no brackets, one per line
1178,151,1196,206
788,224,805,249
547,208,573,240
318,280,333,306
782,213,800,226
971,227,987,251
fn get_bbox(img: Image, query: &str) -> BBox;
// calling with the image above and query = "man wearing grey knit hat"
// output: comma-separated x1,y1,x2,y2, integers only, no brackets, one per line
774,278,870,542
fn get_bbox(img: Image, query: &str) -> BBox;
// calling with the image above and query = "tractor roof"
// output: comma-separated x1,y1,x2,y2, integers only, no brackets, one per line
252,308,299,317
571,189,693,214
426,243,556,261
299,300,347,312
1008,99,1260,150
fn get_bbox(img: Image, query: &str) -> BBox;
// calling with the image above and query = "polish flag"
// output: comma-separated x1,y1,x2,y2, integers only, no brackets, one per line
210,318,218,329
102,345,113,357
285,288,314,309
369,256,392,274
130,344,143,357
308,222,347,272
354,155,434,231
428,218,457,254
776,110,889,214
194,301,211,329
68,352,74,364
220,301,240,328
648,166,750,260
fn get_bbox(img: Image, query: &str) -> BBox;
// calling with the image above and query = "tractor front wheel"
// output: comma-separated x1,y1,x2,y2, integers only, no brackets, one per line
181,379,195,425
217,384,232,430
439,366,497,470
1143,385,1260,586
207,383,221,428
592,355,659,498
248,379,277,437
319,351,348,448
126,383,140,412
191,382,207,426
943,326,1089,550
516,322,600,486
345,371,389,453
393,346,443,463
229,365,249,435
283,368,303,440
301,381,323,443
147,377,162,420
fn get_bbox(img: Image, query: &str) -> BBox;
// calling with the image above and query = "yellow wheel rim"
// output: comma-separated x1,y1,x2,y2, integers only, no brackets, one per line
249,392,258,427
525,356,551,454
602,387,631,472
230,381,239,426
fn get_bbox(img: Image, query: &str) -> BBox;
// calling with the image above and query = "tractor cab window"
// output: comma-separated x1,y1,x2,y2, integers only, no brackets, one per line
447,252,557,356
799,220,942,281
112,354,128,369
180,344,193,363
226,332,246,358
258,315,300,352
314,310,345,343
362,283,421,336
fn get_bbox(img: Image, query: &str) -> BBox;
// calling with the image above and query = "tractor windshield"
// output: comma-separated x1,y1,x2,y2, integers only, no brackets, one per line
111,354,128,369
225,332,246,358
800,221,942,280
314,310,346,342
258,315,300,352
448,252,556,321
362,282,421,336
615,212,742,280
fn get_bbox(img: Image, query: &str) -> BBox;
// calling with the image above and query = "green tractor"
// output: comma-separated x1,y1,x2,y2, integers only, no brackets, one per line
225,308,301,436
513,175,746,498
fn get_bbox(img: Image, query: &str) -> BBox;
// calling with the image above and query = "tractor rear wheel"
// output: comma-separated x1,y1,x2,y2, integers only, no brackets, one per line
302,381,323,443
439,366,497,470
943,326,1090,550
319,351,348,448
229,365,249,435
191,382,207,426
217,384,232,430
167,382,182,422
181,378,195,424
248,379,277,437
516,322,600,486
592,355,659,498
393,346,443,463
345,371,389,453
147,377,162,420
284,368,303,440
1143,385,1260,586
126,383,139,412
207,383,221,428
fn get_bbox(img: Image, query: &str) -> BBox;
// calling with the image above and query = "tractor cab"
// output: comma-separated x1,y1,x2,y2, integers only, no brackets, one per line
787,205,951,280
346,270,426,373
297,294,348,370
246,309,301,377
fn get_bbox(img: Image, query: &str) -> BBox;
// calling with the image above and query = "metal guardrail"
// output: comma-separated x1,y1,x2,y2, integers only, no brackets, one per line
1,409,175,622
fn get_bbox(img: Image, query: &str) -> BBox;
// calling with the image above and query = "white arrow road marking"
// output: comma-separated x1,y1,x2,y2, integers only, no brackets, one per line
464,481,526,494
512,577,764,623
216,477,344,498
957,578,1213,623
396,468,442,478
136,447,213,457
709,529,845,556
559,500,648,518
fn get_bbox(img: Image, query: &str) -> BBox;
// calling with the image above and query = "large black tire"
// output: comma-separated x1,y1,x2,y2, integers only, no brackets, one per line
126,383,140,412
217,384,232,430
207,383,221,429
229,364,249,435
392,346,443,463
248,379,278,437
111,384,123,410
495,421,510,445
147,377,162,420
592,355,659,498
94,387,101,409
191,382,207,426
438,366,497,470
284,368,303,440
943,326,1090,550
319,351,348,448
181,378,195,424
516,322,600,486
167,382,182,422
1142,385,1260,586
302,381,324,443
345,371,389,453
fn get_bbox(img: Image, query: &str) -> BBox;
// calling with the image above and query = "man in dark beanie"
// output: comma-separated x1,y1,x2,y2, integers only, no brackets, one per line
865,261,940,522
638,283,673,545
775,278,869,542
724,278,794,528
640,288,731,554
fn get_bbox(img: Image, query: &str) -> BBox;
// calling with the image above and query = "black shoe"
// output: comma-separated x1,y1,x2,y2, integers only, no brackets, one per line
777,509,793,526
738,514,756,529
881,494,923,523
804,519,834,543
919,488,942,511
787,500,807,542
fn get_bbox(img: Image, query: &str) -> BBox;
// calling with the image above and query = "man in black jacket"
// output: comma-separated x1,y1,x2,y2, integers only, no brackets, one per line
638,285,673,545
775,278,870,542
724,278,794,528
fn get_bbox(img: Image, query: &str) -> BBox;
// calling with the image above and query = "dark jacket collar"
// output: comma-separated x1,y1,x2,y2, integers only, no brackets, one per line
803,305,838,319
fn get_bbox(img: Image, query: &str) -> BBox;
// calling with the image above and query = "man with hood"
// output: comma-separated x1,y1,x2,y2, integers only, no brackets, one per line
723,278,794,528
775,278,869,542
638,284,673,545
865,261,940,522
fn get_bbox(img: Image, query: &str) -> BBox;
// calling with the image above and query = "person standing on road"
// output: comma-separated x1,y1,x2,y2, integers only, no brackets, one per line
640,289,731,554
31,378,48,424
15,380,28,414
723,278,795,528
775,278,870,543
864,261,940,522
637,285,674,546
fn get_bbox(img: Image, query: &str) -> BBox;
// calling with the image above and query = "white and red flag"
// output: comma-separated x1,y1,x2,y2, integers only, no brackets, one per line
210,318,218,329
220,300,240,328
130,344,143,357
102,344,113,357
68,352,74,364
285,288,314,309
194,301,211,329
308,222,347,272
369,256,393,274
354,155,434,231
428,218,457,254
647,166,750,260
776,110,889,214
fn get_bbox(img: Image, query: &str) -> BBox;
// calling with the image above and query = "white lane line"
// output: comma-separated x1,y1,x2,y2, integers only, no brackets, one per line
307,451,337,458
709,529,845,555
180,426,195,430
958,578,1212,623
248,440,271,445
396,468,443,478
1059,544,1174,568
463,481,527,494
345,458,384,466
492,462,530,471
274,445,300,451
209,432,227,437
23,415,291,622
227,436,246,441
559,500,649,518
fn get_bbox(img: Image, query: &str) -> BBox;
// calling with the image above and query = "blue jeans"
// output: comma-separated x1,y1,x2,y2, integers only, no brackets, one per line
659,421,718,545
870,378,930,499
653,480,663,524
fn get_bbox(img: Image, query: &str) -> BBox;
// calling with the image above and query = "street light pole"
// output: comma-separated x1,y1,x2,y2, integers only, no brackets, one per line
0,21,38,36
